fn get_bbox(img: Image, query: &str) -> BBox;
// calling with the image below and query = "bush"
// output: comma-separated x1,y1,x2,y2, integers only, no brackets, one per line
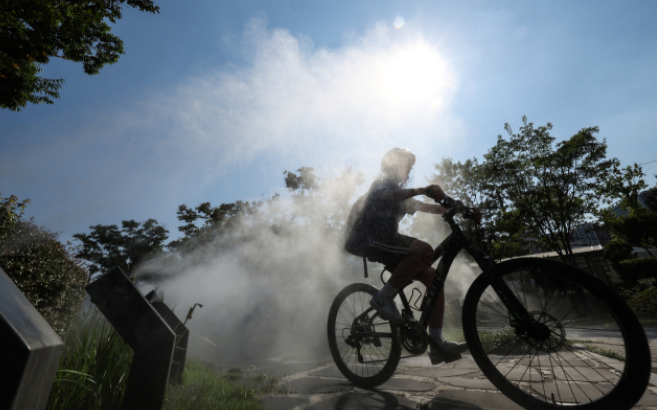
627,287,657,318
0,217,88,336
616,258,657,283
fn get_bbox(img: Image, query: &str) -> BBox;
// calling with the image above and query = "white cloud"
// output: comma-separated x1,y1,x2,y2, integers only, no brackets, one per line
152,19,462,173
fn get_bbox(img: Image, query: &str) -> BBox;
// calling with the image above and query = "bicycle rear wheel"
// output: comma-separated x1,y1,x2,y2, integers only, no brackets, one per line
327,283,401,388
462,258,650,410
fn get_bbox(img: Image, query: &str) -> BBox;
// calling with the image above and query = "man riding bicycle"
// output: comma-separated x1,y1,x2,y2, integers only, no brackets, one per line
345,147,470,364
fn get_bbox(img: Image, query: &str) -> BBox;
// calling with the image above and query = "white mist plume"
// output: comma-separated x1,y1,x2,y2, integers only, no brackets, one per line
137,168,485,365
135,167,366,362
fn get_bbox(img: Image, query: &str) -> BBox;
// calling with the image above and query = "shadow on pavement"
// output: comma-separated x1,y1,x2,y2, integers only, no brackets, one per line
300,389,485,410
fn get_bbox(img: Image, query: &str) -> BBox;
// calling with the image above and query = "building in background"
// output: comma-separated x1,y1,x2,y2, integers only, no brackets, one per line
571,222,612,247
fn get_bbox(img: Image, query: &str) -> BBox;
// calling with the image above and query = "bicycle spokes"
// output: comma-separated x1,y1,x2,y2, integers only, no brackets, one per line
474,266,628,405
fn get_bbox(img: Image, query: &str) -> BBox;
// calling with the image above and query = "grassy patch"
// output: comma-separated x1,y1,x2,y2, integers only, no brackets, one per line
47,310,265,410
582,344,626,362
164,361,263,410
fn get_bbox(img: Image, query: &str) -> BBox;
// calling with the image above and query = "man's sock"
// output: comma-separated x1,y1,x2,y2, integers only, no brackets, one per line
376,282,398,301
429,327,443,344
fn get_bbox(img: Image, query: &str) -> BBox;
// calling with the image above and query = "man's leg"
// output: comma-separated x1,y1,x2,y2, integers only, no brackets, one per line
387,240,433,289
370,240,433,325
416,267,468,364
415,267,445,329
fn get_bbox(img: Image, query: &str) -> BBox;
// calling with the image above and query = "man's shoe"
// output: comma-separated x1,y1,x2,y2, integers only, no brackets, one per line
369,295,405,325
429,340,469,365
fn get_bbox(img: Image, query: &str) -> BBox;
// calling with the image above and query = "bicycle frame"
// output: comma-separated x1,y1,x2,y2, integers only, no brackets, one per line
393,209,549,342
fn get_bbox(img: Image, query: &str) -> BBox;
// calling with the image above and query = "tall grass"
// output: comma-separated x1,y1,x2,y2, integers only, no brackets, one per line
47,309,264,410
164,362,264,410
47,313,133,410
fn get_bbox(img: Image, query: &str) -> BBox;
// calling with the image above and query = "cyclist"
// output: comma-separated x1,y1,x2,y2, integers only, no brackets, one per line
345,147,469,364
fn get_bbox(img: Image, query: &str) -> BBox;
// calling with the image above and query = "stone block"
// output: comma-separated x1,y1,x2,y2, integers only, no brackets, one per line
0,267,64,410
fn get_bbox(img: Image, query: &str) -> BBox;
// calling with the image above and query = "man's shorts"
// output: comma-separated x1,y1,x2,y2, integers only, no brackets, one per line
362,233,417,269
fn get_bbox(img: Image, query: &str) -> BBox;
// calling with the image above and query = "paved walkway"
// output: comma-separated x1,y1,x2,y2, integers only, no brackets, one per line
253,351,657,410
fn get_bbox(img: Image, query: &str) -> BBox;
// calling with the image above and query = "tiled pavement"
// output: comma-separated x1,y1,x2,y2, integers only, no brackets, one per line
256,351,657,410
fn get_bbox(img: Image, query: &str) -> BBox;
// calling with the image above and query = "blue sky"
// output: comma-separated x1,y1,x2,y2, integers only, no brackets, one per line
1,0,657,244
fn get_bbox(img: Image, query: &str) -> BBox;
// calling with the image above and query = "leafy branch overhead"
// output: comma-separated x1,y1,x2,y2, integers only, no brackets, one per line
1,0,159,111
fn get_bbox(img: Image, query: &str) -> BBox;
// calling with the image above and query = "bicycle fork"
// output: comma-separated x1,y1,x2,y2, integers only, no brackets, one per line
487,274,552,341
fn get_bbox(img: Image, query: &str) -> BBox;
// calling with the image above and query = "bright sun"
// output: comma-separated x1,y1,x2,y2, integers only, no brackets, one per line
379,43,453,109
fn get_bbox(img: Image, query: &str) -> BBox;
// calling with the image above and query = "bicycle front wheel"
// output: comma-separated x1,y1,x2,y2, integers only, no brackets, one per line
462,258,650,410
327,283,401,388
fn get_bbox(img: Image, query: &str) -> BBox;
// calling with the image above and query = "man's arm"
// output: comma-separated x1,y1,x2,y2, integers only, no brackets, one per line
410,200,448,214
378,187,426,202
378,184,446,203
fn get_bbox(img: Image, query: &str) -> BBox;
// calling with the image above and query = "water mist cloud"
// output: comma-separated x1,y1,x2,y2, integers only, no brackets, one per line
152,19,460,171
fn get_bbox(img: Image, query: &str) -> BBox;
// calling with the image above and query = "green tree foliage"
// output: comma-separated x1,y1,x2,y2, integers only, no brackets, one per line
73,218,169,277
168,200,264,252
420,157,526,260
1,0,159,111
615,258,657,284
0,192,30,239
479,117,614,259
0,193,87,336
425,118,615,261
596,164,657,259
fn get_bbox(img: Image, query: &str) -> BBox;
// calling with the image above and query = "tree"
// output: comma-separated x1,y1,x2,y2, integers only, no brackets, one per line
417,158,527,260
284,166,364,238
167,200,264,251
478,117,614,260
73,218,168,277
0,192,30,239
1,194,87,336
1,0,159,111
597,163,657,259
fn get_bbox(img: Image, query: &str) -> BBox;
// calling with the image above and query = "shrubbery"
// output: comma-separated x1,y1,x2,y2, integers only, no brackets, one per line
615,258,657,283
627,287,657,318
0,194,88,336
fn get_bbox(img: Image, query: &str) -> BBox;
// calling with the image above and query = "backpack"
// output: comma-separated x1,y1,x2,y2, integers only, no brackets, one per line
344,195,367,255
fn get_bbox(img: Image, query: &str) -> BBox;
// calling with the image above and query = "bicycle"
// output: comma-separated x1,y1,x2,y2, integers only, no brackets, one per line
327,196,651,410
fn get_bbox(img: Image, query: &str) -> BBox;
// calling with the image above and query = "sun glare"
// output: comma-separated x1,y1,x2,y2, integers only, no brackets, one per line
379,44,453,108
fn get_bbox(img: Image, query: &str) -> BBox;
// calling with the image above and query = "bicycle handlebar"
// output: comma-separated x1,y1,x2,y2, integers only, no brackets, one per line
438,196,480,222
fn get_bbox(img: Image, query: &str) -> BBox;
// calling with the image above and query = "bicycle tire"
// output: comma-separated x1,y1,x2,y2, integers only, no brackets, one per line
462,258,651,410
327,283,401,388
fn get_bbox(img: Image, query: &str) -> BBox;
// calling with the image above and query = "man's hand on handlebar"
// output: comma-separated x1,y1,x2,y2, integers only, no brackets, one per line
471,206,483,223
424,184,446,202
438,195,483,223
